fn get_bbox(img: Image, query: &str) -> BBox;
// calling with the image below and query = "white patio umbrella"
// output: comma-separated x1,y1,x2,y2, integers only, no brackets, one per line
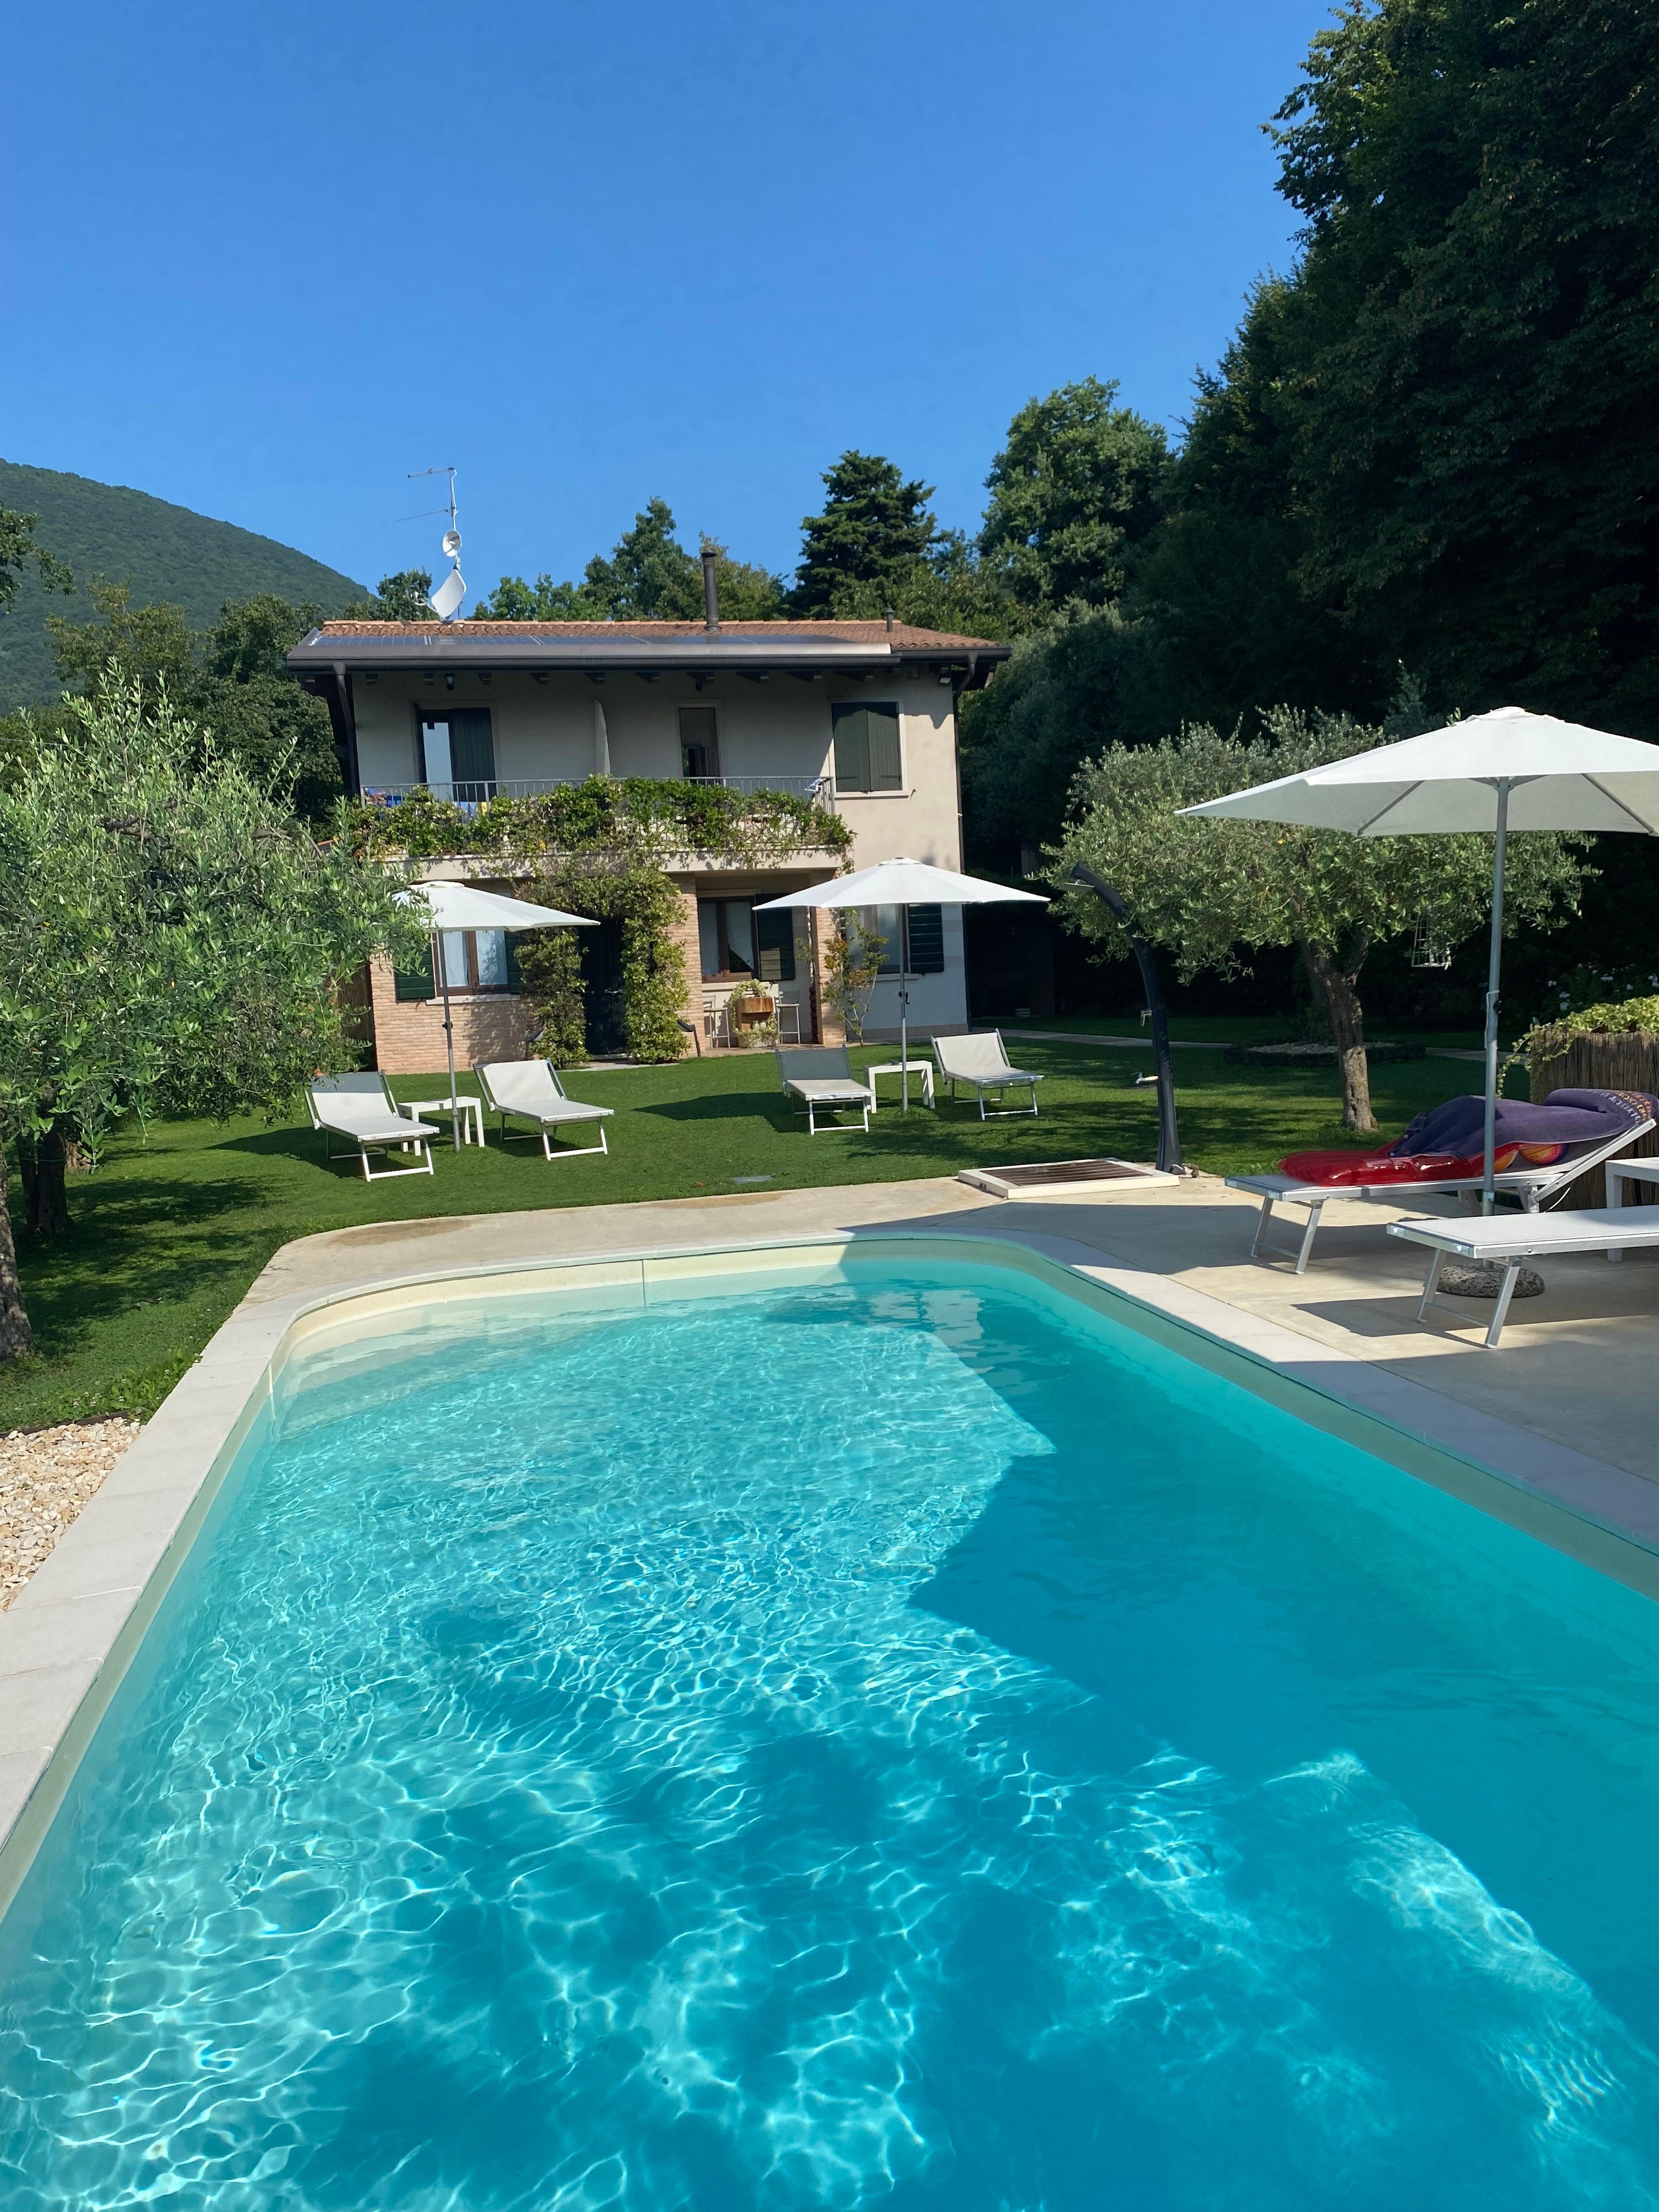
1180,707,1659,1205
396,882,598,1149
756,858,1048,1109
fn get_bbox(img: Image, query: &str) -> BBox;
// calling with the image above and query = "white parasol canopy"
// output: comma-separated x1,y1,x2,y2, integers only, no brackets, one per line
1180,707,1659,1203
397,883,598,932
757,859,1048,1107
396,883,597,1147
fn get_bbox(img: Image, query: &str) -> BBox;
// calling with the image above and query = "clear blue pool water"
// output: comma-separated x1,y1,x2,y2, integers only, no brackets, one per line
5,1266,1659,2210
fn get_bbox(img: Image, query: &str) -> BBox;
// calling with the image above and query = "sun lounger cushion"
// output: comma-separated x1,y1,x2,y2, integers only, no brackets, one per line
1279,1087,1659,1187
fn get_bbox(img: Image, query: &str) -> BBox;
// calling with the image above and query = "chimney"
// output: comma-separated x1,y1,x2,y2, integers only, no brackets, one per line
884,606,895,634
701,547,721,631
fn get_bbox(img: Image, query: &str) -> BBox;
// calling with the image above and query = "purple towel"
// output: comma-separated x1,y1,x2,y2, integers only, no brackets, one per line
1389,1088,1658,1159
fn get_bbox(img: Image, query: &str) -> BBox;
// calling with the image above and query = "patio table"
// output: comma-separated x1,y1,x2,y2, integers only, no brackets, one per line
865,1060,935,1110
1605,1155,1659,1258
404,1093,486,1147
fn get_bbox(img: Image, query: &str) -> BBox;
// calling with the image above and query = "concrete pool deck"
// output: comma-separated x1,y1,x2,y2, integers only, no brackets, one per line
4,1165,1657,1903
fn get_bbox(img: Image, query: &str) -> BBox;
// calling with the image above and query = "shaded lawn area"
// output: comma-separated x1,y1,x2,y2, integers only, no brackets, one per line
0,1039,1526,1430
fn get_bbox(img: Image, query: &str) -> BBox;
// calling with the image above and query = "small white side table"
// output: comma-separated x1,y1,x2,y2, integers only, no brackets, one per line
1605,1156,1659,1259
405,1094,486,1147
865,1059,935,1110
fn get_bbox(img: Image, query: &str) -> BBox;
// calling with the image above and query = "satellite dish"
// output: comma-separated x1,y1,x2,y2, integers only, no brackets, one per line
428,567,467,622
443,528,462,558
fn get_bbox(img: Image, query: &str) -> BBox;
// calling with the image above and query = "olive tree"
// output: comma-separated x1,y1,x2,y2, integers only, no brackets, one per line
1051,710,1588,1131
0,674,424,1360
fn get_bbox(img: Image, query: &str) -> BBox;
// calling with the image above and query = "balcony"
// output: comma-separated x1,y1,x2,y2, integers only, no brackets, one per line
363,774,836,809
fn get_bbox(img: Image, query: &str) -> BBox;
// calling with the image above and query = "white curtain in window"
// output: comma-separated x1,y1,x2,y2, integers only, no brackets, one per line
439,930,469,987
725,900,755,973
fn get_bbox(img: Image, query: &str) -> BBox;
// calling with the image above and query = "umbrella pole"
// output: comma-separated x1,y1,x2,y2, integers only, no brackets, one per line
899,909,911,1111
1481,782,1511,1214
438,930,461,1153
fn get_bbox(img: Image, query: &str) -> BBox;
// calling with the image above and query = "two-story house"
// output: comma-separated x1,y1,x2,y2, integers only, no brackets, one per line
289,598,1009,1072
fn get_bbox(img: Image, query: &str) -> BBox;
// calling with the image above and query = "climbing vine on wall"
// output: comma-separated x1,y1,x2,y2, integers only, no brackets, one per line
345,777,841,1064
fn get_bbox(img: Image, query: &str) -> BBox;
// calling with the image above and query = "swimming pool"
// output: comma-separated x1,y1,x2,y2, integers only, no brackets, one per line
4,1257,1659,2209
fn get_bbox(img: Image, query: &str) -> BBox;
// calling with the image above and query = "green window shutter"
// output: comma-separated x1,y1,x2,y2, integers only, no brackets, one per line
867,702,901,791
755,906,797,983
906,905,944,973
505,932,525,993
832,703,871,792
448,709,495,786
394,943,435,1002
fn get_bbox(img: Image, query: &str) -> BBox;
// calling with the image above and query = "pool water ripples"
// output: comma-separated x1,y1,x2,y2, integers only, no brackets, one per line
4,1275,1659,2208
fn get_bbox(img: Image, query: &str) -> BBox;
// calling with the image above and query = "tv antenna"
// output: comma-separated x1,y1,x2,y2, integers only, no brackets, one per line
409,464,465,622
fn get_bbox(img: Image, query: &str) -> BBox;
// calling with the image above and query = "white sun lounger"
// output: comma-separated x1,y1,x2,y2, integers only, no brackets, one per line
1228,1116,1655,1275
933,1031,1042,1119
304,1074,438,1181
776,1047,871,1135
1389,1207,1659,1348
473,1059,613,1160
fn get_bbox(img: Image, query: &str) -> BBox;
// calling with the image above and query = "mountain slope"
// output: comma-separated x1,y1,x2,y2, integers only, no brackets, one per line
0,461,366,708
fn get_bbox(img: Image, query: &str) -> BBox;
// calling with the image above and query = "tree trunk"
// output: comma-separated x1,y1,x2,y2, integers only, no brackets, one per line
21,1120,74,1238
1301,938,1376,1134
0,1143,35,1361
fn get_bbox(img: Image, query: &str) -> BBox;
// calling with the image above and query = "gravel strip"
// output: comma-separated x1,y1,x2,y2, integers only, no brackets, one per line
1,1418,141,1611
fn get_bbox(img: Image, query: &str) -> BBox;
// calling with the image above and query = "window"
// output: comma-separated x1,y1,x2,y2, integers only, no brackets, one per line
417,708,495,798
831,701,901,792
680,706,720,780
867,904,944,976
394,928,517,1000
698,897,795,981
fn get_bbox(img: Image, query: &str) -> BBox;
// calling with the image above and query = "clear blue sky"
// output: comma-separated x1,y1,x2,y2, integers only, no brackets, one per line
4,0,1329,603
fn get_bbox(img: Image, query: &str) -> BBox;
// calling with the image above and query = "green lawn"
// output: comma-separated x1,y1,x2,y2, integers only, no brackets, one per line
0,1039,1526,1431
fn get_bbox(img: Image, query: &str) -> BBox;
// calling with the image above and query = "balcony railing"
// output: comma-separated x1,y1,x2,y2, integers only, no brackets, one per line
363,774,837,809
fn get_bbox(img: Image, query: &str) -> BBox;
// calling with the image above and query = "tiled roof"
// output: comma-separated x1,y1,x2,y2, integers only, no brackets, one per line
311,618,1006,651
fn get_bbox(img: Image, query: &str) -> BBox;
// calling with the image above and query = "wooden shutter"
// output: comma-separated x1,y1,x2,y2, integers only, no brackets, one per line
906,905,944,973
393,942,435,1002
448,709,495,786
755,906,797,983
867,703,901,791
831,704,871,792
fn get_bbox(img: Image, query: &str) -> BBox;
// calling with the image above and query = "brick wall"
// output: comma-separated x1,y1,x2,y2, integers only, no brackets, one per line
368,953,535,1076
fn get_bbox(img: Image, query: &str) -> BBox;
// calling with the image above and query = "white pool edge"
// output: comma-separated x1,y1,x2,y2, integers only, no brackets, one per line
5,1220,1657,1917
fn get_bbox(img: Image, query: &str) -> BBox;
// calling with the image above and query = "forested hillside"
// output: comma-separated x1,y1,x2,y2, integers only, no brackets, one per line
0,462,363,707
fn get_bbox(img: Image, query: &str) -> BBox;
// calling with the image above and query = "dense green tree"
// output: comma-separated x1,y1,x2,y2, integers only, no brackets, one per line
471,572,594,620
979,378,1172,612
473,505,785,624
43,583,344,818
0,674,422,1353
0,506,72,613
359,569,435,620
791,453,940,616
47,579,195,694
1264,0,1659,729
1052,710,1587,1130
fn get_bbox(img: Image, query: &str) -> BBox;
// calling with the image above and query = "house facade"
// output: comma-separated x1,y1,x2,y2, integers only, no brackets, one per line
290,613,1009,1073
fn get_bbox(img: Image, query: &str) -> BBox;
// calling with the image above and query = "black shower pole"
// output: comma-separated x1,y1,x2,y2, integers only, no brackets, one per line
1069,865,1183,1175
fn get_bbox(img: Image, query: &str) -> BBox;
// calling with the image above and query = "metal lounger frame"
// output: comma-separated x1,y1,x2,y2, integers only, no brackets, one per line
788,1085,871,1136
305,1079,436,1181
473,1062,612,1161
1231,1115,1656,1276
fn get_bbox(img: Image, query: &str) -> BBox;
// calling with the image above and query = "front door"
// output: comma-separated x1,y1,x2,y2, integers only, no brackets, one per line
580,919,627,1054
